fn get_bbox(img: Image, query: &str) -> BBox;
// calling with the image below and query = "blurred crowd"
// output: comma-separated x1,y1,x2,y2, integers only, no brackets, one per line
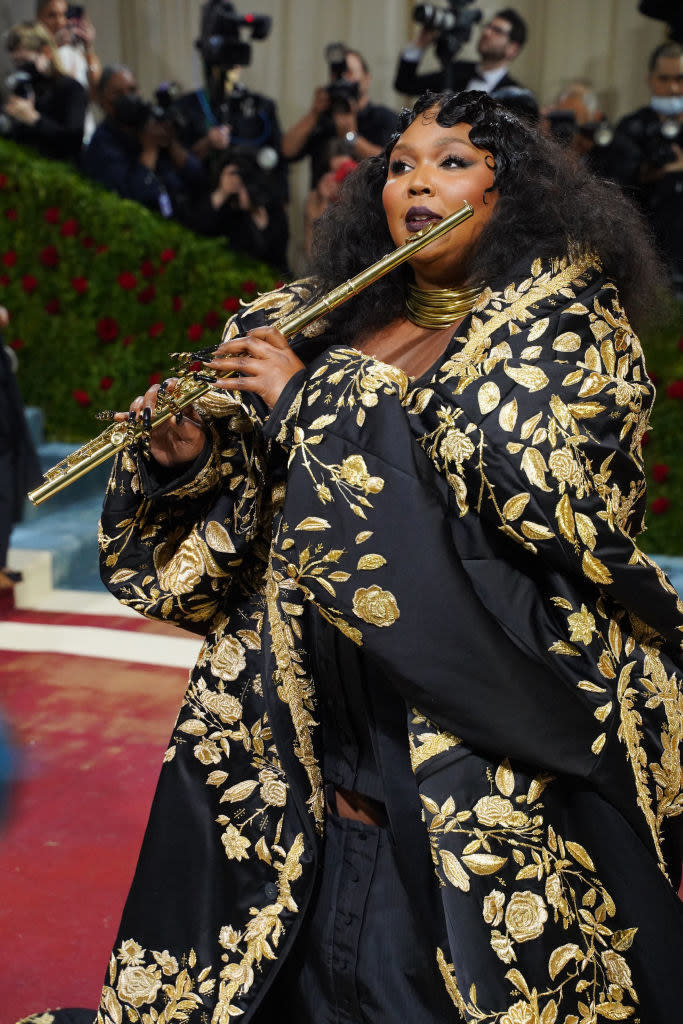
0,0,682,289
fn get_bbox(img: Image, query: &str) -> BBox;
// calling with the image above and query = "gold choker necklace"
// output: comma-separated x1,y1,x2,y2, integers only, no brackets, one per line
405,282,482,330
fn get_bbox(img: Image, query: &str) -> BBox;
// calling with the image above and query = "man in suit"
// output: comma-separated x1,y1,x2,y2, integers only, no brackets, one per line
394,7,527,97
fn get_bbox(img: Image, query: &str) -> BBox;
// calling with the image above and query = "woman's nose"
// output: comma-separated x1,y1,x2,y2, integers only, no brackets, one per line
408,178,435,196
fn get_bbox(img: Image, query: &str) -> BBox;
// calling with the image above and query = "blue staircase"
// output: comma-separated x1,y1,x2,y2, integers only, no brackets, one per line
10,408,110,591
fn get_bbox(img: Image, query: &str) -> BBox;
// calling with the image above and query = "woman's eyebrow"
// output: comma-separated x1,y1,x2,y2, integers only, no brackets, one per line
392,135,474,155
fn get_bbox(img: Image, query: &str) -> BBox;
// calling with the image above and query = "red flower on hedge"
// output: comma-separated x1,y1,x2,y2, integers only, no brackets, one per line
21,274,38,294
45,298,61,315
117,271,137,290
96,244,108,254
641,431,650,447
148,322,165,338
40,245,60,268
148,371,162,385
71,277,89,294
0,174,8,189
121,335,133,348
678,337,683,352
651,496,671,515
666,380,683,399
652,463,670,483
97,316,119,342
222,296,240,313
203,310,220,329
73,389,91,407
44,207,61,224
648,370,659,385
10,339,24,350
241,279,257,294
187,323,203,342
160,248,176,263
137,284,156,305
99,376,114,390
82,236,96,249
140,260,156,278
172,295,183,313
60,218,79,237
5,210,18,221
1,251,17,268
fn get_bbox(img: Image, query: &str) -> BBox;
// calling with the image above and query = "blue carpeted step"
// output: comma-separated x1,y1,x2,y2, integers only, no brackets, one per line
12,491,105,591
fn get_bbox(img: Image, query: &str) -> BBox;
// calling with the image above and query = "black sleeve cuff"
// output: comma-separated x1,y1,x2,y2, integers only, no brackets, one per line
262,367,308,445
138,436,213,499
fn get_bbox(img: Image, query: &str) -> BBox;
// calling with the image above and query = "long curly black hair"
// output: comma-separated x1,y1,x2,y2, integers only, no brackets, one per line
308,90,664,346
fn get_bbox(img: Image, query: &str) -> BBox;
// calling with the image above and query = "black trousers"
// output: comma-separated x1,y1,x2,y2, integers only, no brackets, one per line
259,806,456,1023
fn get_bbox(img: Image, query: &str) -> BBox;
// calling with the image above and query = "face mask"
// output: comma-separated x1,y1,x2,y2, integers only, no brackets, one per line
650,94,683,117
113,93,151,128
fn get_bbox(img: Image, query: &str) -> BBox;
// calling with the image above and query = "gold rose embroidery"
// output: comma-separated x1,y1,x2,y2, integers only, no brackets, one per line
352,585,400,627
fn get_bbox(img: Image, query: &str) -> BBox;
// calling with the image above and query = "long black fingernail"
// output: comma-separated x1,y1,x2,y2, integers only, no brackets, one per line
128,410,136,424
175,413,183,423
195,373,217,383
142,407,151,430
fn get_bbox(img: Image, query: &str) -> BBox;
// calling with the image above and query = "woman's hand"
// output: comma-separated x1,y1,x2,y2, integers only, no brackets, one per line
5,94,39,125
203,327,305,409
113,378,207,467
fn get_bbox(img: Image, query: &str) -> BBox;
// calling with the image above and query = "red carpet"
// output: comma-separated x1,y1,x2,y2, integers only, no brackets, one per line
0,611,192,1024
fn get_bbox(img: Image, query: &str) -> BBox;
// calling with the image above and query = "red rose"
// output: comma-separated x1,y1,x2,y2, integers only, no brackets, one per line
273,280,284,290
140,259,156,278
222,296,240,313
666,380,683,399
40,246,60,268
121,335,134,348
652,463,670,483
45,298,61,315
99,376,114,390
0,174,8,189
81,236,96,249
648,370,659,385
60,218,79,237
1,251,17,268
160,248,176,263
71,277,89,294
148,322,165,338
96,244,109,254
148,371,162,385
172,295,183,313
4,210,18,221
0,275,10,287
97,316,119,342
137,284,156,305
187,323,203,342
117,271,137,290
241,279,257,294
10,339,24,350
651,496,671,516
72,389,91,407
678,337,683,352
21,274,38,294
187,360,202,372
641,431,650,447
203,310,220,329
44,207,61,224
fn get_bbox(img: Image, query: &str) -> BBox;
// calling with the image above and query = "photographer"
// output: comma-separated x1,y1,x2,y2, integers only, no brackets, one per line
394,6,527,97
281,46,397,189
1,21,86,161
613,41,683,291
36,0,102,143
169,1,288,207
183,149,289,272
82,64,205,219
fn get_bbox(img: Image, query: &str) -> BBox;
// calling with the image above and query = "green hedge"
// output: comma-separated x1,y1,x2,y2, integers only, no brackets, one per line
1,140,682,552
0,139,280,441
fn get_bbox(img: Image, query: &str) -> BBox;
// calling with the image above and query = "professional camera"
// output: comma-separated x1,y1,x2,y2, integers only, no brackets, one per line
197,0,271,70
412,0,482,74
4,70,34,100
324,43,360,113
546,110,615,148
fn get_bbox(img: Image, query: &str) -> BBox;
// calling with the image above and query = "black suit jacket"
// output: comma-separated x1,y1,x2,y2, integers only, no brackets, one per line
394,55,520,96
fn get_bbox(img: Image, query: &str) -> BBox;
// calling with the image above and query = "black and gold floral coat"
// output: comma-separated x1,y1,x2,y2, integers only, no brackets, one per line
95,254,683,1024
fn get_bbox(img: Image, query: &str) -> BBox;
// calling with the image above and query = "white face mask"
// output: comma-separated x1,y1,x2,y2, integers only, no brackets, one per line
650,94,683,117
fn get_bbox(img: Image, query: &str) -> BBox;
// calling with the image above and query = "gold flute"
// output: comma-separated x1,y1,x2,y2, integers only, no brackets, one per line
28,201,473,506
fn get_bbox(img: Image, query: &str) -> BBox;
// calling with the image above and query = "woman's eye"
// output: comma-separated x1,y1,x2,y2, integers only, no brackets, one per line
389,158,411,174
442,155,467,168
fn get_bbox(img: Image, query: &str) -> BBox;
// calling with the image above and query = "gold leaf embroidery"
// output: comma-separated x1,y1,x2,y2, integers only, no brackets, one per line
502,493,530,522
461,852,508,874
505,363,549,393
478,381,501,414
553,331,582,352
294,517,330,531
440,848,470,891
356,554,387,570
548,942,580,980
582,550,613,585
499,398,518,431
520,448,552,492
